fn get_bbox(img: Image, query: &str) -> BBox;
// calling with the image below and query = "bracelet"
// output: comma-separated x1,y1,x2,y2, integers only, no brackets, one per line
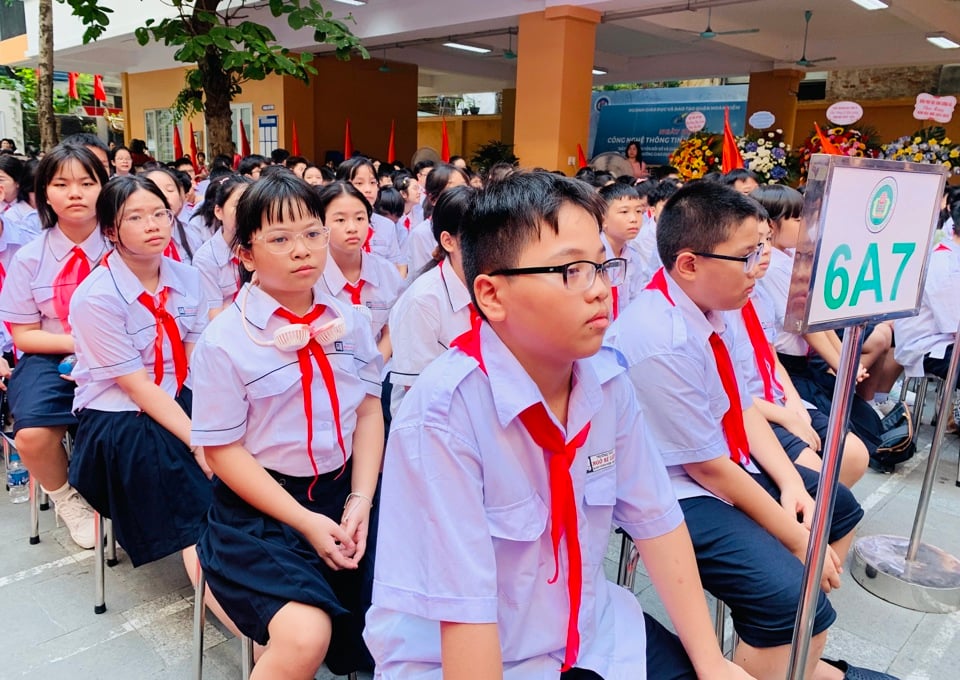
344,492,373,509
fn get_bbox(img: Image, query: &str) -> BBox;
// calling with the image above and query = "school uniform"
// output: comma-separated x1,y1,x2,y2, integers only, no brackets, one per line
631,214,661,287
166,219,203,265
191,283,383,674
0,226,111,432
0,218,27,354
1,200,41,239
192,233,240,310
319,252,404,343
369,213,404,267
605,268,862,650
67,250,212,566
402,218,436,278
601,234,645,319
366,322,693,679
387,261,472,417
394,203,424,249
894,239,960,382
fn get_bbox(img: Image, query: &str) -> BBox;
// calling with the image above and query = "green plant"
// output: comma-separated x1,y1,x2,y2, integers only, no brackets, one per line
471,139,518,173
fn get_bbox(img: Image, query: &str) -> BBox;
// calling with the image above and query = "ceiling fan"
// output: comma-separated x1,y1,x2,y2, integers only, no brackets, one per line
680,8,759,40
484,29,517,60
795,10,837,67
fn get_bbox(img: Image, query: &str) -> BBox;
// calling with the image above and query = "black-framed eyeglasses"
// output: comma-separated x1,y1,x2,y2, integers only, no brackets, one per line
490,258,627,291
690,243,764,273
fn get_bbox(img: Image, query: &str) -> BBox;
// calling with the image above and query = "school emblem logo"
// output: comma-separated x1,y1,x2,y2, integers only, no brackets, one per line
865,177,896,234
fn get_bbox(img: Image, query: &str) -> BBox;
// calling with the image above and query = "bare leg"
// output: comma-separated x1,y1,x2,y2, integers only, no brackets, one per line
249,601,331,680
15,425,68,490
735,631,828,680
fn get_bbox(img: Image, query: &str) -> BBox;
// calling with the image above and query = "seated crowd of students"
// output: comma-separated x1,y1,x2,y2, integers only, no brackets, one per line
2,131,954,680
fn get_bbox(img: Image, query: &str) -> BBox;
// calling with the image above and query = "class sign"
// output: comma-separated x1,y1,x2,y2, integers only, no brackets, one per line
787,155,947,332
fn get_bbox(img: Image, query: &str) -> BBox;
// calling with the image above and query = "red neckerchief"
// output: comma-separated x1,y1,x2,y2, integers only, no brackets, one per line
610,285,620,320
403,215,411,231
935,243,951,252
741,299,783,403
451,323,590,671
645,267,751,465
343,280,365,306
362,225,374,254
52,246,92,333
163,241,181,262
274,305,348,499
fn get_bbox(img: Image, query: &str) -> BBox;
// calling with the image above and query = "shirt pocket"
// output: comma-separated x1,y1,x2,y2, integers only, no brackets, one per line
246,363,301,400
486,494,548,607
486,493,548,542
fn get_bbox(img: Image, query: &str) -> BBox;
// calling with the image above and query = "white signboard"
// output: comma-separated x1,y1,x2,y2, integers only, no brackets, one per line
913,93,956,124
826,101,863,126
685,111,706,132
748,110,775,130
785,155,946,333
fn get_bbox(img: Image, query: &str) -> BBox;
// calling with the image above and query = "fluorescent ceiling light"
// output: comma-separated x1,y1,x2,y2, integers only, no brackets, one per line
849,0,889,9
332,0,366,6
443,42,491,54
592,67,608,75
927,34,960,49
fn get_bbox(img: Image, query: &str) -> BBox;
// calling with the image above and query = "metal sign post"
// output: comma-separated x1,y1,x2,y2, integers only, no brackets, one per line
783,154,946,680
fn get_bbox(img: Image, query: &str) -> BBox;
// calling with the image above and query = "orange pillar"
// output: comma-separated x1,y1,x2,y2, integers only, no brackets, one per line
746,69,804,143
514,6,600,171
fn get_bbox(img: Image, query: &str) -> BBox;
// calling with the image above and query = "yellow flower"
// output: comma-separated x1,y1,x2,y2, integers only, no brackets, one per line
951,149,959,158
944,161,952,169
943,137,952,145
914,137,922,144
914,153,924,162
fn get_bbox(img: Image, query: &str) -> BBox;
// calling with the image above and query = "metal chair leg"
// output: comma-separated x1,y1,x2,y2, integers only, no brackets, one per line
94,511,106,614
105,518,118,567
615,530,639,590
192,567,206,680
241,635,254,679
29,475,41,545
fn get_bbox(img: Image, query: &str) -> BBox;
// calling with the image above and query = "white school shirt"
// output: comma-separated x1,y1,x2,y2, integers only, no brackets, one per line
758,247,808,357
894,240,960,376
395,203,425,249
388,261,472,410
192,232,239,310
70,251,209,412
0,219,27,353
190,283,383,477
0,226,111,334
369,213,404,267
403,218,436,279
2,200,41,239
727,293,787,407
318,252,404,342
365,323,683,680
601,234,645,317
631,214,661,287
605,269,754,501
170,219,203,265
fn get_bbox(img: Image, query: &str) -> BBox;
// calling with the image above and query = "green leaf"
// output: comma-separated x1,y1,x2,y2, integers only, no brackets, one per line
134,27,150,46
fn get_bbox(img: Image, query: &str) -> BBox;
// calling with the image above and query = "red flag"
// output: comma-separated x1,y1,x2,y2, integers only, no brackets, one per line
814,122,843,156
440,118,450,162
577,143,588,169
343,118,353,159
291,120,301,156
173,124,184,161
93,74,106,102
188,121,200,175
239,120,251,157
721,107,744,174
67,72,79,100
387,119,396,164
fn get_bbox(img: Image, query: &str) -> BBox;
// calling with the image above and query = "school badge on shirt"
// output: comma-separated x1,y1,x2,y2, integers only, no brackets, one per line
587,449,615,473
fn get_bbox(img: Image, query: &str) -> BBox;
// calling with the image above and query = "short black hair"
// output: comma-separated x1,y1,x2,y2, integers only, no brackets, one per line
461,171,605,314
173,156,194,171
238,154,267,176
233,172,322,252
271,148,290,165
432,184,475,246
749,184,803,223
96,174,169,249
62,132,109,154
413,159,435,175
598,181,640,205
374,186,404,220
285,155,307,169
721,168,759,187
423,163,468,206
335,156,376,183
35,144,109,229
315,180,372,221
648,178,681,208
0,154,25,188
657,182,764,271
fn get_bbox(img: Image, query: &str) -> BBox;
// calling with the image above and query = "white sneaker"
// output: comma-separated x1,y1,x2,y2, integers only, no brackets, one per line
54,488,96,549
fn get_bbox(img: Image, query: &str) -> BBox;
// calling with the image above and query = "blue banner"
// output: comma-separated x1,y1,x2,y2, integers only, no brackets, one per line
590,86,749,165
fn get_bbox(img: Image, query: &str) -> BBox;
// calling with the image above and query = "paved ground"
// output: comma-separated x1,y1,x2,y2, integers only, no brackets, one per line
2,397,959,679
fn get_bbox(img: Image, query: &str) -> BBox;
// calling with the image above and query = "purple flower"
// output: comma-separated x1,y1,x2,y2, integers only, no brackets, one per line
771,166,787,179
745,142,759,152
772,148,786,160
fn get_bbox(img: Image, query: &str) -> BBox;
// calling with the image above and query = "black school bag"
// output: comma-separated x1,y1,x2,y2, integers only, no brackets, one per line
870,401,917,473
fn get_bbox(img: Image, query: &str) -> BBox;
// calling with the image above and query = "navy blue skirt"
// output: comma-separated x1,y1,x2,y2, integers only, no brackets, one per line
196,460,378,675
8,353,77,432
68,388,212,567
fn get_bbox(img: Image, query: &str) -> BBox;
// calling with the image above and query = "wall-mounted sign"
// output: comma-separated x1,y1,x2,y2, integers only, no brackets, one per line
262,104,276,112
685,111,706,132
826,101,863,126
748,110,776,130
913,93,956,124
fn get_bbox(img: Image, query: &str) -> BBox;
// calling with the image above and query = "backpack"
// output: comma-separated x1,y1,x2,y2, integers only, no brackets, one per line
869,401,917,473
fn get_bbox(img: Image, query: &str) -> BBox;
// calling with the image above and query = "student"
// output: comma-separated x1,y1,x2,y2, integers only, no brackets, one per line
67,174,214,572
721,168,760,195
191,175,252,318
302,163,325,186
413,159,435,194
394,173,425,239
109,145,134,177
632,179,679,286
373,186,404,242
387,185,475,418
598,182,646,316
336,157,405,274
316,181,404,364
367,171,751,680
63,133,111,176
606,182,889,680
0,212,23,375
0,154,41,238
192,173,383,680
0,144,111,549
142,165,202,264
239,154,268,180
285,155,308,178
728,213,868,488
403,163,468,277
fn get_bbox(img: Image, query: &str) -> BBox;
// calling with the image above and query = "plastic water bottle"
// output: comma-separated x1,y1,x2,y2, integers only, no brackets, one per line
58,354,77,375
6,452,29,504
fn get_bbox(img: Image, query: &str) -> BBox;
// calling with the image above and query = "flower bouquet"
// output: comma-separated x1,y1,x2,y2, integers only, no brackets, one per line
669,132,723,181
737,129,799,185
880,126,960,175
797,125,883,182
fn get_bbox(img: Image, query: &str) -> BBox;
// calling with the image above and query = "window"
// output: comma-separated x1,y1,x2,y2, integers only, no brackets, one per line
230,103,253,155
144,109,176,163
0,1,27,41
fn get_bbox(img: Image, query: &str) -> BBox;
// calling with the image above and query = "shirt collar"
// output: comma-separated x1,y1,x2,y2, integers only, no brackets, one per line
440,260,472,313
239,281,339,330
210,232,234,266
662,269,726,339
48,225,109,263
322,253,381,295
104,250,189,304
479,322,603,437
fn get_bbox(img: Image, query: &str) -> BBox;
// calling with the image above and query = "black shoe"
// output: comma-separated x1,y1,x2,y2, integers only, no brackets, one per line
823,658,900,679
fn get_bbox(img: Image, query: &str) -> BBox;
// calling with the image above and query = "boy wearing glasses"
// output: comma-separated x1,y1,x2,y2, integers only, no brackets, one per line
606,183,879,680
365,172,751,679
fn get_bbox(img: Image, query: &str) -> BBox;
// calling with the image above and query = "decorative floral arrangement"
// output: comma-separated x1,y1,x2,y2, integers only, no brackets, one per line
797,125,883,181
737,129,799,185
880,126,960,175
668,132,723,181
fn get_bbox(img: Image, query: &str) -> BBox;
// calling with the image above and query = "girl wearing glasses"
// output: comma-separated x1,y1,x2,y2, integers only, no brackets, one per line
0,144,110,550
67,175,216,580
191,173,384,679
142,165,202,264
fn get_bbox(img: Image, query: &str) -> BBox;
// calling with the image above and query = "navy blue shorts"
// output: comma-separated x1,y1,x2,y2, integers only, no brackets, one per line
8,353,77,433
68,389,211,567
197,460,378,675
924,345,960,389
771,408,830,462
